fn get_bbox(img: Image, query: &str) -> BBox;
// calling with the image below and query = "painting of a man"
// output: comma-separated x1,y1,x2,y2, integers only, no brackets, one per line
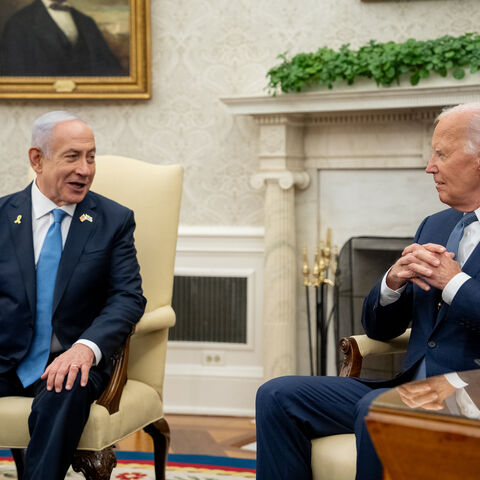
0,0,129,76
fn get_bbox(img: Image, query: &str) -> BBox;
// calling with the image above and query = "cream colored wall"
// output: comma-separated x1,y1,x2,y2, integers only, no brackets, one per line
2,0,480,227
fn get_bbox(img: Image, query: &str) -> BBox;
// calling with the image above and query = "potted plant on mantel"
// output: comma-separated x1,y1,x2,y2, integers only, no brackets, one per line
266,33,480,96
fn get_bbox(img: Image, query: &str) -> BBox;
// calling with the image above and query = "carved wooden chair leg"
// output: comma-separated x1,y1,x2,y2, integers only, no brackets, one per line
71,447,117,480
11,448,25,480
144,418,171,480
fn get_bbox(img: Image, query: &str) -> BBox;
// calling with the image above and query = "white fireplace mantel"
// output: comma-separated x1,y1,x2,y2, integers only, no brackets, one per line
220,76,480,379
221,74,480,116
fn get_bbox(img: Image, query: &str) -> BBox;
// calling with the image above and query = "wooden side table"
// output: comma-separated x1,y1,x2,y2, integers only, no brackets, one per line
366,370,480,480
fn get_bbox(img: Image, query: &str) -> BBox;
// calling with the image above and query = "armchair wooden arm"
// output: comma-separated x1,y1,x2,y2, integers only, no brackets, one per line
96,337,131,415
311,329,412,480
95,305,176,415
339,329,411,378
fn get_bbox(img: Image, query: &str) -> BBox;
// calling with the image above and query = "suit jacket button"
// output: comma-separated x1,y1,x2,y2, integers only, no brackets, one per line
428,341,437,348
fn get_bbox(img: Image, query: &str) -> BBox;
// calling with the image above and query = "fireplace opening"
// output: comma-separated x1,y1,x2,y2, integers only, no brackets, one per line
335,236,414,379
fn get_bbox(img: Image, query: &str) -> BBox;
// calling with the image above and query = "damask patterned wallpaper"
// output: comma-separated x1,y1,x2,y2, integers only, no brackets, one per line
1,0,479,226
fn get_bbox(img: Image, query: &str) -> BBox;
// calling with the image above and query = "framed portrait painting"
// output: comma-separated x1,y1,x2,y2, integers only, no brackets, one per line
0,0,150,99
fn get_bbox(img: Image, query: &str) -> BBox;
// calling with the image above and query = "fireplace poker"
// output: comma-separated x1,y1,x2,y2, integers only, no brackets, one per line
302,247,314,376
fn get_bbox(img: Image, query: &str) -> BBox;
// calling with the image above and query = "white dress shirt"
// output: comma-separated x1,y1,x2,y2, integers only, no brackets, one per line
41,0,79,44
31,181,101,365
379,207,480,412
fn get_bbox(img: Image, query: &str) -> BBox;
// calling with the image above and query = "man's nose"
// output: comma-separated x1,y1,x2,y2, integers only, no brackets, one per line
75,158,92,175
425,155,437,174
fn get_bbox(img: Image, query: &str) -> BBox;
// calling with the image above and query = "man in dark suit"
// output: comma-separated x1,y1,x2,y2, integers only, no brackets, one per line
0,110,145,479
256,102,480,479
0,0,125,76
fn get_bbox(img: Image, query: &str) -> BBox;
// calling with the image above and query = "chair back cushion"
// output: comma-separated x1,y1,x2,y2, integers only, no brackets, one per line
92,155,183,311
29,156,182,393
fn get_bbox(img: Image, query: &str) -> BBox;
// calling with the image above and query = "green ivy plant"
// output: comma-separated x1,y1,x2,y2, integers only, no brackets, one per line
266,33,480,95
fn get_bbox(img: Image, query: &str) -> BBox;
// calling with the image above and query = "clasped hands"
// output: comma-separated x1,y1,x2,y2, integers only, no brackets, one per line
396,375,456,411
386,242,461,291
41,343,94,393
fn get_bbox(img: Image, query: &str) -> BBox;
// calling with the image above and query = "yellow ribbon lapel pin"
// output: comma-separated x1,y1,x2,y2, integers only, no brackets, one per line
14,215,22,224
79,213,93,223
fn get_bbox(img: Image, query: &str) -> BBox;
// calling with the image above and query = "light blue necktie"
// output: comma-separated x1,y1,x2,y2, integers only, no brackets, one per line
446,211,478,260
413,211,478,381
17,208,67,387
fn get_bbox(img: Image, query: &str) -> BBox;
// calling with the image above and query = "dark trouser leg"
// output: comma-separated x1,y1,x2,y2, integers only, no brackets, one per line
354,388,388,480
23,368,109,480
256,375,377,480
0,369,27,396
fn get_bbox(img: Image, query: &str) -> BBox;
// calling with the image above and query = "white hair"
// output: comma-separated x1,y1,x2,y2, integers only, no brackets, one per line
437,102,480,155
31,111,83,156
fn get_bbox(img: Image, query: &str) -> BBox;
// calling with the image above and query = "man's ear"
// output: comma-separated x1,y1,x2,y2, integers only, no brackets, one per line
29,147,43,174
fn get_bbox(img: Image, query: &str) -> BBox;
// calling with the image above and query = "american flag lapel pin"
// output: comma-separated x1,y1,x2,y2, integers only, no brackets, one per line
79,213,93,223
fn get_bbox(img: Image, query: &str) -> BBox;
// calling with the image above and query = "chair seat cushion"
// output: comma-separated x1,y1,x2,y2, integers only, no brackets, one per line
0,379,163,450
311,434,356,480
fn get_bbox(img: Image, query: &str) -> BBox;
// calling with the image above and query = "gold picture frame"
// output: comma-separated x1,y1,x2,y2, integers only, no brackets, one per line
0,0,151,99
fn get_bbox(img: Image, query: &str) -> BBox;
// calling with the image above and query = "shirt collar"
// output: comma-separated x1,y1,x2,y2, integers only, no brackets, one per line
42,0,72,11
31,180,76,220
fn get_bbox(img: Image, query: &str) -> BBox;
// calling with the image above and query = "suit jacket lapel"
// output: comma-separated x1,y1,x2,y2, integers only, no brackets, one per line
53,193,97,315
6,185,36,314
32,0,72,50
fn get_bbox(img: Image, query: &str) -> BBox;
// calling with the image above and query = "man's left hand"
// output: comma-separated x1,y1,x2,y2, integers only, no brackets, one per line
396,375,456,410
41,343,94,393
397,243,461,291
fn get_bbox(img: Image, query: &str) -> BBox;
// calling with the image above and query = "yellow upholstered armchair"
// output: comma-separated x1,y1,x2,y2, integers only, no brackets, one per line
0,155,183,480
311,329,411,480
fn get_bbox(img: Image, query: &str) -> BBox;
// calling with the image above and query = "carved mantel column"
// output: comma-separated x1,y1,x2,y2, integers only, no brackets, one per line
251,115,309,380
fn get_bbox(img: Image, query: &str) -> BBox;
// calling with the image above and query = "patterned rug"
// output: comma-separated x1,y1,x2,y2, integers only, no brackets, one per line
0,451,256,479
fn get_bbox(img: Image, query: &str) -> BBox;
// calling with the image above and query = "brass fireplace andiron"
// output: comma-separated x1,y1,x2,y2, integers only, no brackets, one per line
303,228,338,376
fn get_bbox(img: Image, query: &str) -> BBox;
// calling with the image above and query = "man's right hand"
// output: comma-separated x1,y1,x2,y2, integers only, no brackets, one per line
41,343,94,393
386,243,447,291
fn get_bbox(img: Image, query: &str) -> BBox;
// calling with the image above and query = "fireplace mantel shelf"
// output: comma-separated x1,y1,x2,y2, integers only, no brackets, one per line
221,74,480,116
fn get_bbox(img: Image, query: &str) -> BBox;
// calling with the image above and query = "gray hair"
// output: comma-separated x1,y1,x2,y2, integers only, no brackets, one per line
31,111,83,156
437,103,480,155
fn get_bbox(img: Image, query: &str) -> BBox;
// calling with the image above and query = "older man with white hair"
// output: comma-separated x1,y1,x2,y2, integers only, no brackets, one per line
256,102,480,480
0,111,145,479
